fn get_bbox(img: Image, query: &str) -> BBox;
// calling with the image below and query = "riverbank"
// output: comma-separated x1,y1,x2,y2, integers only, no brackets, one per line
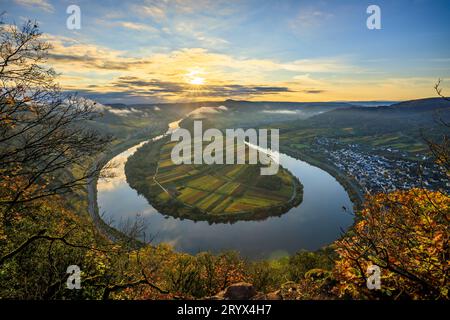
87,126,168,246
280,145,365,210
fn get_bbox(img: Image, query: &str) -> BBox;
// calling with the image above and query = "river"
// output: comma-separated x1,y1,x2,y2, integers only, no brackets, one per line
96,121,354,259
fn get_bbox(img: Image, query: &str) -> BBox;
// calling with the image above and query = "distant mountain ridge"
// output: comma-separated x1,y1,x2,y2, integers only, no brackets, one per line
295,97,450,138
101,98,450,113
384,97,450,112
102,100,377,111
97,97,450,134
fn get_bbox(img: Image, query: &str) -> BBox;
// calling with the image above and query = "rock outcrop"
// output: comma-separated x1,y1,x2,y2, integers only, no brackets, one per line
209,282,282,300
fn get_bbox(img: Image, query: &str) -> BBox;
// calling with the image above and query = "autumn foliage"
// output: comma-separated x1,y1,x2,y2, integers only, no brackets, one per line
333,189,449,299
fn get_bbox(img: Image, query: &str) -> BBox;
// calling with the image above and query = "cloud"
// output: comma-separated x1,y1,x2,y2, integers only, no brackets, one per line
173,21,229,48
113,77,185,93
282,59,360,73
112,76,292,97
114,21,159,33
131,0,234,20
108,108,133,116
94,19,159,34
45,33,356,79
303,89,325,94
193,33,229,47
73,75,293,103
14,0,54,12
206,84,292,97
290,8,334,35
42,36,378,103
262,110,298,114
188,106,221,116
47,52,147,70
44,35,151,71
132,1,166,20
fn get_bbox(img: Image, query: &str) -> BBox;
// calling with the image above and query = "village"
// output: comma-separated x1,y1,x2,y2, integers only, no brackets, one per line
312,137,449,194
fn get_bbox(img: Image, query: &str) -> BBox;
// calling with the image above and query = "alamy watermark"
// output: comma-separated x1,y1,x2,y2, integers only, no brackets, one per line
366,265,381,290
66,5,81,30
367,5,381,30
170,121,279,175
66,265,81,289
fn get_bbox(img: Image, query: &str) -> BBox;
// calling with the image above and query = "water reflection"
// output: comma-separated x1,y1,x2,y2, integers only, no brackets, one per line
97,124,354,259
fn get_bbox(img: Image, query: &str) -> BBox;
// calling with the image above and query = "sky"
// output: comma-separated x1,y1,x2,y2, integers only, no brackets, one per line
3,0,450,104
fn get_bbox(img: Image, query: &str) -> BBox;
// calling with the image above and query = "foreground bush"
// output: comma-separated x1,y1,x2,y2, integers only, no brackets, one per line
333,189,449,299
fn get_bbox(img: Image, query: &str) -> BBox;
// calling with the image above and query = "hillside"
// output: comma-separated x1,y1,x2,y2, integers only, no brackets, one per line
279,98,450,149
303,98,450,129
383,97,450,111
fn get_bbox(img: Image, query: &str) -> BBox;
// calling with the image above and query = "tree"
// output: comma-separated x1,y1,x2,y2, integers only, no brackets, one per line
0,18,117,298
333,189,449,299
0,18,111,224
426,79,450,176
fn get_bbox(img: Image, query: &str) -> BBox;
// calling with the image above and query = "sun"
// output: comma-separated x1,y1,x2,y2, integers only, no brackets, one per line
185,69,206,86
189,76,205,85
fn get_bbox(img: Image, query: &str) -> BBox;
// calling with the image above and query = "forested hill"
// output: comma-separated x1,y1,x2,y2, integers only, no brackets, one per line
386,97,450,112
294,97,450,132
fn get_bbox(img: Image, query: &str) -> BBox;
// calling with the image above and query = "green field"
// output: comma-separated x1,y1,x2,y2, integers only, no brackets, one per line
125,136,303,222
